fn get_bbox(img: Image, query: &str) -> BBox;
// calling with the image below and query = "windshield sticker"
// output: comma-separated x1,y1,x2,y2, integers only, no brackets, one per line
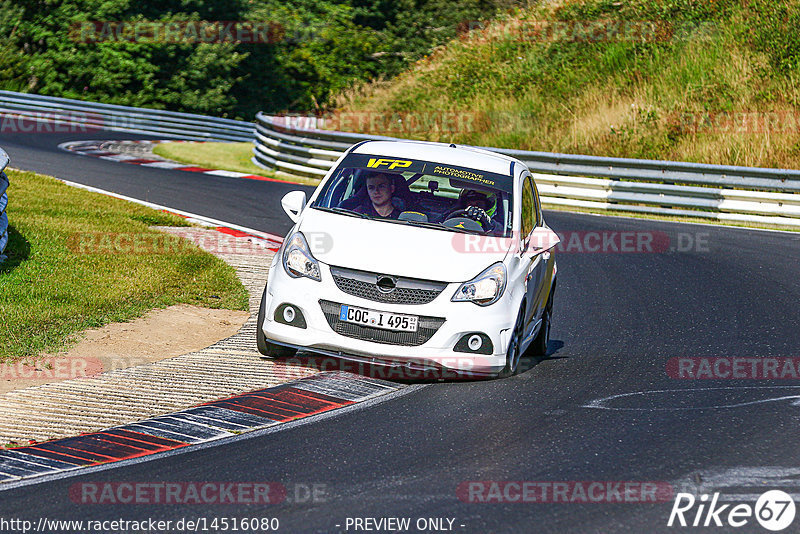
366,158,413,170
431,165,495,187
339,152,513,192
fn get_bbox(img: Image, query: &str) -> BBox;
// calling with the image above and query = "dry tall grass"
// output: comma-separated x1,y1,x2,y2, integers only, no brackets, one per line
330,2,800,169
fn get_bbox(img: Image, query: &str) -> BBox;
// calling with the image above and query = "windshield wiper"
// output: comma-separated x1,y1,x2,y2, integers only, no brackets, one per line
398,219,485,235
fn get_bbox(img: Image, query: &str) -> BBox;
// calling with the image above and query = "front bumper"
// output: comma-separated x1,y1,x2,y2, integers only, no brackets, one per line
261,260,517,376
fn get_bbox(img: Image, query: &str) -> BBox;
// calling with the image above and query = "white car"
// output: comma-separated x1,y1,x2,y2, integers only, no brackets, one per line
257,140,559,378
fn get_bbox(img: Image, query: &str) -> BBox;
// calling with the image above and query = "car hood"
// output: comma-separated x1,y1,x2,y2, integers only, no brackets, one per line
298,208,512,282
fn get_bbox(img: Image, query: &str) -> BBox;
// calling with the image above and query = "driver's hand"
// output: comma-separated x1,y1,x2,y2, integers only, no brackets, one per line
465,206,491,228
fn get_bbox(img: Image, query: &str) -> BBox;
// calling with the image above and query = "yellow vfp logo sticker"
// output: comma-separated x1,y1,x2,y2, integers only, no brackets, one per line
366,158,412,170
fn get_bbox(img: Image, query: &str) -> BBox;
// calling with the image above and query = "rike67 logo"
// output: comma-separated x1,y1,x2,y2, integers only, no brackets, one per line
668,490,796,531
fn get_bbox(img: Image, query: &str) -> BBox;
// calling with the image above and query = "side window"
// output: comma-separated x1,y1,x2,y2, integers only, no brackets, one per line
521,177,534,238
532,178,542,227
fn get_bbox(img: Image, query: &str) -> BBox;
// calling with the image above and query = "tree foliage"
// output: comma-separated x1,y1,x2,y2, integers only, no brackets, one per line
0,0,522,117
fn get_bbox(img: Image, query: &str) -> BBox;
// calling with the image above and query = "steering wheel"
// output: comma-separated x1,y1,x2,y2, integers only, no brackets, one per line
443,208,491,231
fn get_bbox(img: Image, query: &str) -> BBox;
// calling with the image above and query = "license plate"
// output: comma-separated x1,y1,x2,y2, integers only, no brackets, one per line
339,305,418,332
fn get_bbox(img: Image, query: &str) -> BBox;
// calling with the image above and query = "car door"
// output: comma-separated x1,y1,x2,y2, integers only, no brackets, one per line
531,177,554,312
523,177,556,343
519,174,539,335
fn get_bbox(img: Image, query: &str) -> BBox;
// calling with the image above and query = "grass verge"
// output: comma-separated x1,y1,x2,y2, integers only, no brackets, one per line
0,168,249,362
152,141,322,186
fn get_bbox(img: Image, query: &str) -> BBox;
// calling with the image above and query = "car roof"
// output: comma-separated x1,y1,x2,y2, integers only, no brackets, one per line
351,140,523,178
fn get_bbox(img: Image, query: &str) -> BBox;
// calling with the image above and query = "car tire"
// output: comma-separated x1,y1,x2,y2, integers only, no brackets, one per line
498,305,526,378
530,280,555,357
256,286,296,360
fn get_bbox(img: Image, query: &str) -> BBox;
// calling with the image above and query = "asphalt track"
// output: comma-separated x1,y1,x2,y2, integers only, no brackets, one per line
0,131,311,236
2,130,800,533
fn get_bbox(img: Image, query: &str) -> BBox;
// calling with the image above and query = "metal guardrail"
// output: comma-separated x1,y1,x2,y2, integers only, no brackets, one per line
253,113,800,227
1,148,9,259
0,90,254,142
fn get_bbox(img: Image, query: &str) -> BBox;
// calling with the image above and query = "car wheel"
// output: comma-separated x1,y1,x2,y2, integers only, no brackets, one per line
498,305,526,378
256,286,296,360
530,282,555,357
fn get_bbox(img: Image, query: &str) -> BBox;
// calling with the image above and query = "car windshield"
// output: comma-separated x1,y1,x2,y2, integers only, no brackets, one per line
310,154,513,237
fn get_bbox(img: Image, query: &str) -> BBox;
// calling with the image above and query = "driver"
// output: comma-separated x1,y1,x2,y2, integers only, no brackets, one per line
459,189,502,233
354,172,402,219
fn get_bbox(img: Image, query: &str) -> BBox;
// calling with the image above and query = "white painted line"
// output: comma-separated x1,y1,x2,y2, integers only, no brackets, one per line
673,466,800,501
139,161,188,169
98,154,142,162
205,169,251,178
584,385,800,411
55,177,285,243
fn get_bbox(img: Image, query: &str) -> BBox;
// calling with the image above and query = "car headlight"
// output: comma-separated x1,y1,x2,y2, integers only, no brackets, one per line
282,232,321,281
452,262,507,306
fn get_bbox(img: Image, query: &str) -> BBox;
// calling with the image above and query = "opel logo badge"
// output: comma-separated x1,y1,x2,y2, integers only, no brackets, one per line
376,276,397,293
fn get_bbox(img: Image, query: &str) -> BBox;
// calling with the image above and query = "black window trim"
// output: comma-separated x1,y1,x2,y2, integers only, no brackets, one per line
530,176,542,228
520,172,535,251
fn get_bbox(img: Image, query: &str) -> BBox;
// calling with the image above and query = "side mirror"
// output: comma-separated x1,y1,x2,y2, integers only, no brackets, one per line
281,191,307,223
524,226,560,254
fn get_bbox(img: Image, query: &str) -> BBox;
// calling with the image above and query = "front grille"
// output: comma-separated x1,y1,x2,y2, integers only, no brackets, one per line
319,300,445,346
330,266,447,305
